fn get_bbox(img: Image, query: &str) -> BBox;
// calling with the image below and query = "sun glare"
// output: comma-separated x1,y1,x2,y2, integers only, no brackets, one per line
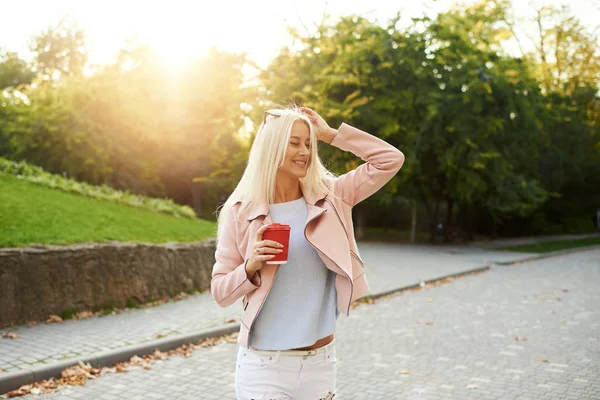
132,8,214,68
149,35,206,68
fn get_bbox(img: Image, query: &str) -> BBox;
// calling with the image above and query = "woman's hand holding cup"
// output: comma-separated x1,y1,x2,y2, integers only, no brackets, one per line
246,224,284,278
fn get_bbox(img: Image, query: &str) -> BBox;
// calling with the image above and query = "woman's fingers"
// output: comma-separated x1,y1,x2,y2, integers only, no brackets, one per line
257,247,283,255
255,224,269,241
299,107,317,121
256,239,283,248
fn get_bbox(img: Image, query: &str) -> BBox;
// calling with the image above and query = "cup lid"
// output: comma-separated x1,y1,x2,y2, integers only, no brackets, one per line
266,223,291,230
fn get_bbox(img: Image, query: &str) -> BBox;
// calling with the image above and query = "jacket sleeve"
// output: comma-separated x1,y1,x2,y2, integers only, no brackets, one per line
210,207,261,308
331,123,405,206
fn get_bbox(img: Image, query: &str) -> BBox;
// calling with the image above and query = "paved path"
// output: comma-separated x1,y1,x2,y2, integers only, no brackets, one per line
0,243,535,377
11,248,600,399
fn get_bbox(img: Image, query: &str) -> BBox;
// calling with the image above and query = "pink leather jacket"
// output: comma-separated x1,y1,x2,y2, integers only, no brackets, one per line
211,123,405,348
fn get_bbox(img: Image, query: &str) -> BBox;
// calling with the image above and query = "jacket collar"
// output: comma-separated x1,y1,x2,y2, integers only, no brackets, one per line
243,181,328,221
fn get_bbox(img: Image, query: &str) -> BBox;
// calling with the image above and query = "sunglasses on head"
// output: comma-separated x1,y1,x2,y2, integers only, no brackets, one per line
263,109,284,125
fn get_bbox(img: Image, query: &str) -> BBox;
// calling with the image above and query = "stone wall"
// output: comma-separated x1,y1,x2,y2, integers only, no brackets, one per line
0,240,217,328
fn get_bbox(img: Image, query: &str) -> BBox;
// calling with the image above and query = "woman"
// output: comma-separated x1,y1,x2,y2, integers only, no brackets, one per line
211,106,404,400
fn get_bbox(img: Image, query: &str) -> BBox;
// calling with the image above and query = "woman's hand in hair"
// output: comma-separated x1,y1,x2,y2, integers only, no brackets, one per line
246,224,284,278
299,107,337,144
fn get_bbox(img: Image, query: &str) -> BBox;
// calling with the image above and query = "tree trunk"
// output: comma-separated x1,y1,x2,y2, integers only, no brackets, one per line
445,198,454,242
355,209,366,240
410,200,417,243
429,199,441,241
491,214,498,238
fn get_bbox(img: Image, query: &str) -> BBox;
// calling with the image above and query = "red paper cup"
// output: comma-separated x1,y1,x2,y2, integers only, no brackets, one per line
262,223,291,264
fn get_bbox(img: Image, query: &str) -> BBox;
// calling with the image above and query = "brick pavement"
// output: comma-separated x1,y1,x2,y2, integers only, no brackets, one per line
0,243,533,375
10,248,600,399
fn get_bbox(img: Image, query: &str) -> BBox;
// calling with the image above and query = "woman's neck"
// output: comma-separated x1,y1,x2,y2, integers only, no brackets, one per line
273,175,303,204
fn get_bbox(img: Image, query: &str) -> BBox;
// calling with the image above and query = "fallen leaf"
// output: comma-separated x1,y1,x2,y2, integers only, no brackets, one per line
562,289,569,293
46,315,63,323
2,332,19,339
74,311,95,320
514,336,527,341
540,359,548,363
466,383,479,389
416,320,434,325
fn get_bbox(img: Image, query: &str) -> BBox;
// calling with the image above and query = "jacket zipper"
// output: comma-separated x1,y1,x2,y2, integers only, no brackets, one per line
325,197,364,270
324,198,348,235
350,251,364,269
304,200,354,315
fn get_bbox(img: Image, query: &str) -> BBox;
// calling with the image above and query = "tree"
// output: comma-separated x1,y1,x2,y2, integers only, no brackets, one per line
30,17,88,81
0,50,36,89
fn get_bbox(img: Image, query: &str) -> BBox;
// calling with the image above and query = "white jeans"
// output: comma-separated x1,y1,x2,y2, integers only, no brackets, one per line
235,340,337,400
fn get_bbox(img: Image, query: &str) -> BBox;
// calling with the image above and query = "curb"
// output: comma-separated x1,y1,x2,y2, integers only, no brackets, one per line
368,265,492,301
0,323,239,395
3,245,599,394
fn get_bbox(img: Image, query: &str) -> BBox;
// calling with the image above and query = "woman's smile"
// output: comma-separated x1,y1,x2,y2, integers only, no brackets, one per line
293,160,307,168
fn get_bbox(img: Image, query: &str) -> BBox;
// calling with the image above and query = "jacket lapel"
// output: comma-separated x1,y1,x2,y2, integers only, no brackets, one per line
240,182,353,278
304,202,353,278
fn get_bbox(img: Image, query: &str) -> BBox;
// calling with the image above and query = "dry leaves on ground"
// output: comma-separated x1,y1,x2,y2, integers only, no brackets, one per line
1,332,19,339
46,315,63,323
1,332,239,398
514,336,527,341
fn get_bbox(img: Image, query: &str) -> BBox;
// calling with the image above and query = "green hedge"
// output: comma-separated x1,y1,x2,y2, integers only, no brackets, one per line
0,158,197,219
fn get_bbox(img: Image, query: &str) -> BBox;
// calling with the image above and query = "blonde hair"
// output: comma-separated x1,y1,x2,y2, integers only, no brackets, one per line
216,106,337,236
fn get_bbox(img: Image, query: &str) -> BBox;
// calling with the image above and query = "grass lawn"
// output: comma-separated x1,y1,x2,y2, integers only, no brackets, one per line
499,236,600,253
0,173,217,248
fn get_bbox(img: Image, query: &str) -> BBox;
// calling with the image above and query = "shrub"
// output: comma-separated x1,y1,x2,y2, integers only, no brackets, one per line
0,157,196,219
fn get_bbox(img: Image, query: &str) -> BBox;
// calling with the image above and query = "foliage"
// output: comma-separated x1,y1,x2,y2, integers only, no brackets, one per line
29,17,88,80
0,157,196,219
0,0,598,240
0,49,36,89
260,1,568,236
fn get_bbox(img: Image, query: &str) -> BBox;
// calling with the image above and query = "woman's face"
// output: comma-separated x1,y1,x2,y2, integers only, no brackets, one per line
278,120,312,180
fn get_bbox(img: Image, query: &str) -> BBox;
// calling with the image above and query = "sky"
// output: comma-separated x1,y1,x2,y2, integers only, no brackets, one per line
1,0,598,68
